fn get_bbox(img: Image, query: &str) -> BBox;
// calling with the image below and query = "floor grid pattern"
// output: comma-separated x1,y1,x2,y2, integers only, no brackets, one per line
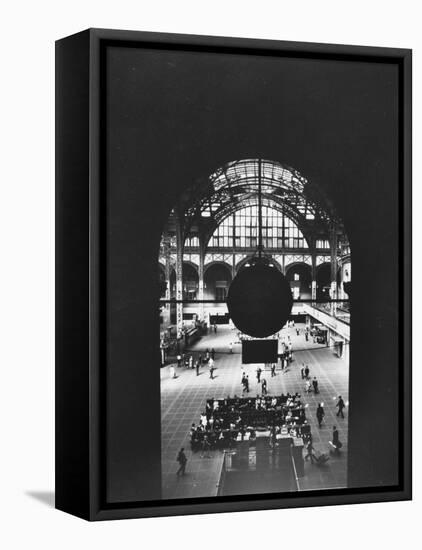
161,324,349,499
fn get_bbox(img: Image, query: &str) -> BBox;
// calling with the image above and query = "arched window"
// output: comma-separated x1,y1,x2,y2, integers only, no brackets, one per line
184,235,199,248
207,205,309,250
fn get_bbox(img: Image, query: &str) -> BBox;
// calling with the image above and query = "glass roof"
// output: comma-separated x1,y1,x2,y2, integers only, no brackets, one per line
184,159,333,226
212,159,305,193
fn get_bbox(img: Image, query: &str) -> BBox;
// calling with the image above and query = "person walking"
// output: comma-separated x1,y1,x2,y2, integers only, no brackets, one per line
312,377,319,394
316,403,325,428
196,361,200,376
201,436,211,458
332,426,339,445
245,375,250,393
300,366,305,379
271,364,276,377
176,448,187,476
241,373,248,394
261,378,267,395
256,367,262,383
331,426,342,455
304,365,310,379
209,358,215,379
336,396,346,418
211,348,215,360
304,440,317,463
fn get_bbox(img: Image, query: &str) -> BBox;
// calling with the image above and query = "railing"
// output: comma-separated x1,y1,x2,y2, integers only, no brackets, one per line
216,450,228,497
290,451,301,491
311,301,350,325
303,303,350,341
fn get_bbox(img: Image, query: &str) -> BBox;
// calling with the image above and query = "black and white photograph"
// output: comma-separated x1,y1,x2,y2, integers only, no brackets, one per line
159,158,351,498
2,0,420,547
95,34,410,515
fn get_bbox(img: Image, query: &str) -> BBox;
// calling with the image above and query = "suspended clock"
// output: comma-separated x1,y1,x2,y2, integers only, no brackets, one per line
226,159,293,337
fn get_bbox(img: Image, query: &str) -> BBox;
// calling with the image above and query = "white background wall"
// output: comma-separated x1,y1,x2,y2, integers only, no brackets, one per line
0,1,419,547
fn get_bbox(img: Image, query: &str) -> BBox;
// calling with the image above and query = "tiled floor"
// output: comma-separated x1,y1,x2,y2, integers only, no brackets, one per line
161,324,349,499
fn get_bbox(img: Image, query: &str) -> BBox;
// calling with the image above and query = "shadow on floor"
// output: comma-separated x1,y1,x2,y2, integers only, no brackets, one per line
25,490,55,508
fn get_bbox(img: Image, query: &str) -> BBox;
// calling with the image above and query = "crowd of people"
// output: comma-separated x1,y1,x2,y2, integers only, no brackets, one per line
169,348,218,379
173,322,347,478
179,372,346,473
188,393,313,456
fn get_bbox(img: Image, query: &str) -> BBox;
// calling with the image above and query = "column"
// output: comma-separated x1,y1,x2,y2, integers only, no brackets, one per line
163,233,171,328
232,217,237,279
311,253,317,301
175,215,184,337
338,262,344,300
329,224,338,316
198,236,205,322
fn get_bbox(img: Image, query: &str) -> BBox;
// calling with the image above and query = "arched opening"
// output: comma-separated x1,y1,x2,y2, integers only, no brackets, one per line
285,263,312,300
169,269,176,298
316,263,331,300
204,262,232,301
340,261,351,299
182,262,198,300
158,264,167,298
236,255,282,274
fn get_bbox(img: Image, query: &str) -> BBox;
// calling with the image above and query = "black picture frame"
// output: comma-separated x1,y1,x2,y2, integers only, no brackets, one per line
55,28,412,521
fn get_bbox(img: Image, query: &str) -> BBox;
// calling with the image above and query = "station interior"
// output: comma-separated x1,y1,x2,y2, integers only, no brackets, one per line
158,159,351,499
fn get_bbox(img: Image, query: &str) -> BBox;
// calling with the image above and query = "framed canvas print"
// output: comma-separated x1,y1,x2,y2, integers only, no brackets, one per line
55,28,412,520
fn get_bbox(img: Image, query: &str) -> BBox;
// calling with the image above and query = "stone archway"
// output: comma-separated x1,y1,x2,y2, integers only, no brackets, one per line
285,262,312,300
